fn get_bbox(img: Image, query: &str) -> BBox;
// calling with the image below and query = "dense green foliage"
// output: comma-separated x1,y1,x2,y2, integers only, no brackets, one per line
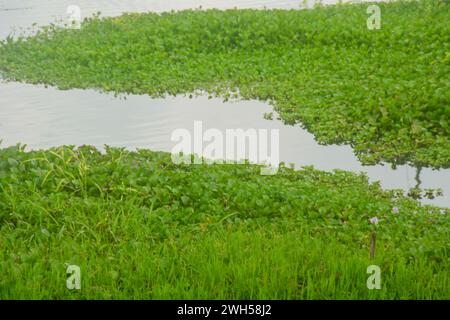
0,0,449,168
0,145,448,298
0,0,448,299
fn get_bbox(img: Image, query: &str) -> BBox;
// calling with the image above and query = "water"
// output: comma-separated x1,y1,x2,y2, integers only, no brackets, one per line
1,82,448,207
0,0,387,38
0,0,448,207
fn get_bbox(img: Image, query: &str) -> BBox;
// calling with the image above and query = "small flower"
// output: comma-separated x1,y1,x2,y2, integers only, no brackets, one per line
369,217,379,225
392,206,399,214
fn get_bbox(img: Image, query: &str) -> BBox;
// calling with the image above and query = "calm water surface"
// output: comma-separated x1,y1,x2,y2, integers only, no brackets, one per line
0,0,448,207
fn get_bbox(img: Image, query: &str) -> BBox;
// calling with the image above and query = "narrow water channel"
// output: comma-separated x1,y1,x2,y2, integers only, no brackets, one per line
0,0,448,207
1,82,448,207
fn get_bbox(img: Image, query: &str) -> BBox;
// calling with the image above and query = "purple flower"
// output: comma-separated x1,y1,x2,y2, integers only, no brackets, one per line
369,217,379,225
392,206,399,214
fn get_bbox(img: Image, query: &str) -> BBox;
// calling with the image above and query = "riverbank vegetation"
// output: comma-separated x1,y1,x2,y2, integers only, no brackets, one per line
0,0,448,168
0,145,448,298
0,0,449,299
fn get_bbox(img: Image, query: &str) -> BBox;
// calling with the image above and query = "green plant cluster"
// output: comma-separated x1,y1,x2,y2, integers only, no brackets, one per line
0,145,448,298
0,0,448,167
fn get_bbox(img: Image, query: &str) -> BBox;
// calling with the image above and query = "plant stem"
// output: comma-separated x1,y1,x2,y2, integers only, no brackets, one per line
370,231,376,259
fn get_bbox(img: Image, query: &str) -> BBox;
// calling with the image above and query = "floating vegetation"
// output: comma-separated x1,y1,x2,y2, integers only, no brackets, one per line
0,0,448,168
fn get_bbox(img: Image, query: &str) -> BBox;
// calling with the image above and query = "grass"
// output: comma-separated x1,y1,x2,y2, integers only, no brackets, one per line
0,0,449,168
0,0,448,300
0,145,448,299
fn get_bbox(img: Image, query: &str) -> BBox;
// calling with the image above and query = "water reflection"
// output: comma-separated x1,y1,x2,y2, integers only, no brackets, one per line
0,82,448,207
0,0,447,207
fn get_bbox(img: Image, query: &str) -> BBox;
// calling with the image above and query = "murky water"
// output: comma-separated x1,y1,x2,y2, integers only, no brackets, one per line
0,0,448,207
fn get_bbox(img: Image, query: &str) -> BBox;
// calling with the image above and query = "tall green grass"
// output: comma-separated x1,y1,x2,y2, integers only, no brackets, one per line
0,145,448,299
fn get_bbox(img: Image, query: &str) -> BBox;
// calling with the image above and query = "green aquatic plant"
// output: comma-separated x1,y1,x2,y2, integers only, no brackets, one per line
0,145,448,299
0,0,448,168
